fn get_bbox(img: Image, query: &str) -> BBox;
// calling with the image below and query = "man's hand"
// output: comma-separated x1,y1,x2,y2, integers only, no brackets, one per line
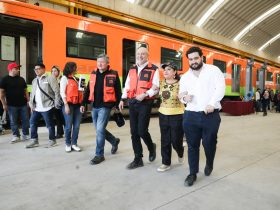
204,105,215,114
64,104,70,115
135,93,146,102
119,101,124,112
2,104,8,112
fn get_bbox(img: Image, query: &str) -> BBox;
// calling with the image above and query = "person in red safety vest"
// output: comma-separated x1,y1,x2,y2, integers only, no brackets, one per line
80,54,122,165
119,46,159,169
60,62,83,153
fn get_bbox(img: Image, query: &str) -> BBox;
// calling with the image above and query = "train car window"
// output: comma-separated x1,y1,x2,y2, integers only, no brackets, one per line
231,64,241,92
213,59,226,75
276,74,280,84
161,47,182,71
1,35,15,61
266,72,273,82
66,28,106,60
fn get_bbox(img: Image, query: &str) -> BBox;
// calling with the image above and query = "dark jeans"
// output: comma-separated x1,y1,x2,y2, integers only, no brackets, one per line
62,104,82,146
54,108,64,136
159,113,184,165
183,110,221,175
7,105,29,136
128,100,154,159
262,99,269,114
30,109,55,141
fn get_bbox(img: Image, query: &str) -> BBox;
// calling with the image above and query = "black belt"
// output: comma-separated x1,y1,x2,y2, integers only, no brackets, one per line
196,109,219,114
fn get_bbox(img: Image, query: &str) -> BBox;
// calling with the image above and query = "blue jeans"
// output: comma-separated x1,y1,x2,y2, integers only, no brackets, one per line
30,109,55,140
92,107,117,156
62,104,82,146
8,105,30,137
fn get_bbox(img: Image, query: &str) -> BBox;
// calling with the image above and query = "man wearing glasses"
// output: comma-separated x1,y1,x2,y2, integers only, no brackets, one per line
26,63,60,148
0,62,30,143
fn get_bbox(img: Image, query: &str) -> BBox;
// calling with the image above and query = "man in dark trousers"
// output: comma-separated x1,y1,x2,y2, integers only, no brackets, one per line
119,47,159,169
179,46,225,186
80,54,122,165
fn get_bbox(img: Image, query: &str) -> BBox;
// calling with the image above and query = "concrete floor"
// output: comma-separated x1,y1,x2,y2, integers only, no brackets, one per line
0,112,280,210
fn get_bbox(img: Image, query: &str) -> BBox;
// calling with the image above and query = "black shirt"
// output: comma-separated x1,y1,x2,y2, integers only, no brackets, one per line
0,75,27,106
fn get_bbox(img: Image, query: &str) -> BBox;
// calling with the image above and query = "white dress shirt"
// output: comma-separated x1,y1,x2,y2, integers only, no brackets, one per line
179,63,225,111
121,61,159,99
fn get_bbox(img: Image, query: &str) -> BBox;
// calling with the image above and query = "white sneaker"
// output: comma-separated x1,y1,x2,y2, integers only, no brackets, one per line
157,164,171,172
178,156,185,164
22,135,30,141
65,145,72,152
71,145,81,152
11,136,21,144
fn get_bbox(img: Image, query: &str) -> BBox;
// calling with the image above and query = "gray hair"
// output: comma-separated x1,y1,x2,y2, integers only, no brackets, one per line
97,54,109,63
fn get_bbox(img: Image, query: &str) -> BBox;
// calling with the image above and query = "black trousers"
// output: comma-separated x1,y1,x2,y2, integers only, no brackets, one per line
53,108,64,136
183,110,221,175
159,113,184,165
128,100,154,159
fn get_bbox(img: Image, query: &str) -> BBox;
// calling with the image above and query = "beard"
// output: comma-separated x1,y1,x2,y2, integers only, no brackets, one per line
190,61,203,71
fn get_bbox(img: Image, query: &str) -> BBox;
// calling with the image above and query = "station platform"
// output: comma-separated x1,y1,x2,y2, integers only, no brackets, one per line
0,113,280,210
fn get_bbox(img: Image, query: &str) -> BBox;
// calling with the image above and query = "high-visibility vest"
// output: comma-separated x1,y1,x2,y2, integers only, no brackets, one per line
66,76,83,104
127,63,157,99
88,69,117,102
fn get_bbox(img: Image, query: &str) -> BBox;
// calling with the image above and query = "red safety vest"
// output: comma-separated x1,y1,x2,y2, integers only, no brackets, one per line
88,69,117,102
127,63,157,99
66,76,83,104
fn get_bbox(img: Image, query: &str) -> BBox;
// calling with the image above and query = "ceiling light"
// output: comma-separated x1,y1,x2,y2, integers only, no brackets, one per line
196,0,225,27
234,3,280,41
126,0,135,3
258,33,280,51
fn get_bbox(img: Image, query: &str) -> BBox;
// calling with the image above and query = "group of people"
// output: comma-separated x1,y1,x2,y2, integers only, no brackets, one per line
0,46,225,187
255,87,279,116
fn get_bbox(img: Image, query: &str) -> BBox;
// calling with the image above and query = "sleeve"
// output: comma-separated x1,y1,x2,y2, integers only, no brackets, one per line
48,75,60,107
121,73,130,99
208,69,226,107
179,74,188,104
114,73,122,106
60,76,68,101
146,68,160,97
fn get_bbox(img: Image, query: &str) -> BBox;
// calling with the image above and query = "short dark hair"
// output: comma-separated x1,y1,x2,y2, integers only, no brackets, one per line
63,62,77,76
186,46,203,58
52,65,60,74
35,63,45,69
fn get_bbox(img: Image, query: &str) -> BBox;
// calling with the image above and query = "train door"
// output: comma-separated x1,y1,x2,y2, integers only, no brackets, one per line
0,14,42,84
256,64,266,91
276,73,280,90
122,39,148,86
231,63,241,93
245,59,254,98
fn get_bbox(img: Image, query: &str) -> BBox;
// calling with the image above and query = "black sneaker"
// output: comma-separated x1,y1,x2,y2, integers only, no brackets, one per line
184,174,197,187
149,143,156,162
111,138,120,154
90,156,105,165
126,158,144,169
204,165,213,176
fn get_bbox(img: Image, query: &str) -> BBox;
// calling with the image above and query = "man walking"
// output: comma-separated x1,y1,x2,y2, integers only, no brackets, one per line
0,62,30,143
179,46,225,186
119,47,159,169
26,63,60,148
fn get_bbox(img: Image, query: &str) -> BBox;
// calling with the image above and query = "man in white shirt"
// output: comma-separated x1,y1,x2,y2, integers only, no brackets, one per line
179,46,225,186
119,47,159,169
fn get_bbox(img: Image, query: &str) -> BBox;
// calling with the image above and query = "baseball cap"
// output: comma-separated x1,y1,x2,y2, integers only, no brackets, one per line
7,62,21,71
161,63,177,71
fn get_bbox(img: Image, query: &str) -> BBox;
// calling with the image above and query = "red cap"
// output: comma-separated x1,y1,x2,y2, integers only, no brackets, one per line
7,62,21,71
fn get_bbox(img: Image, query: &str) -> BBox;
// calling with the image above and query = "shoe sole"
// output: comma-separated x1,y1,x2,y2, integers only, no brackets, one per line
11,139,22,144
157,167,171,172
44,143,58,148
25,144,39,149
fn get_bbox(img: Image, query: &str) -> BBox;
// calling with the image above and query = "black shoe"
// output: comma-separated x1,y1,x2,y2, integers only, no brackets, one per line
126,158,144,169
90,156,105,165
184,174,197,186
204,165,213,176
111,138,120,154
149,143,156,162
56,134,63,139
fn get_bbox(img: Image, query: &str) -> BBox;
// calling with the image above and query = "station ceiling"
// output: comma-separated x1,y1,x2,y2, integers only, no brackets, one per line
134,0,280,59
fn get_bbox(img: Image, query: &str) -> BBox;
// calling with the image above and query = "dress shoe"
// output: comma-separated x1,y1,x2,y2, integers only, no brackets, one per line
184,174,197,187
90,156,105,165
111,138,120,154
126,158,144,169
204,165,213,176
149,143,156,162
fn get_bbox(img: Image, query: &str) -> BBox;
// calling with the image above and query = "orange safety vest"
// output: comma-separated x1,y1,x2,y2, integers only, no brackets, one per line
66,76,83,104
127,63,157,99
88,69,117,102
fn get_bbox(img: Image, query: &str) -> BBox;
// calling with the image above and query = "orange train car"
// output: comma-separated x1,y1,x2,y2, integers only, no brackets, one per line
0,0,279,98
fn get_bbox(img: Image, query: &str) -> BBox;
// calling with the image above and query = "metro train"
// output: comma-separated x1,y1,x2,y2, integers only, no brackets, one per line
1,0,280,99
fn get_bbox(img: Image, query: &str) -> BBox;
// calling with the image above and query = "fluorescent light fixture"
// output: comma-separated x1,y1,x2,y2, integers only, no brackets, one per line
76,32,83,39
258,33,280,51
126,0,135,3
196,0,225,27
234,3,280,41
